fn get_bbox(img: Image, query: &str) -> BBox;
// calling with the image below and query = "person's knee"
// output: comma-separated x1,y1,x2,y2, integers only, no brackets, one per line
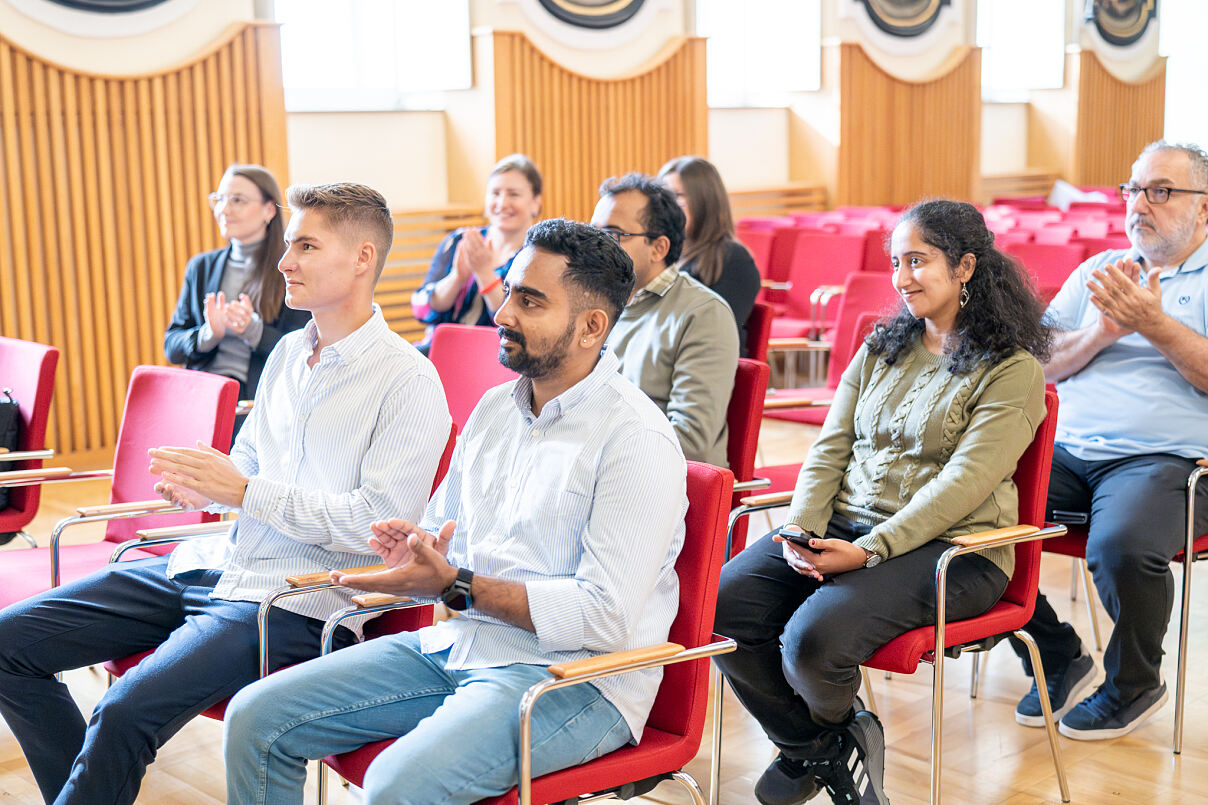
779,617,843,687
362,756,441,805
1087,533,1167,583
225,684,277,751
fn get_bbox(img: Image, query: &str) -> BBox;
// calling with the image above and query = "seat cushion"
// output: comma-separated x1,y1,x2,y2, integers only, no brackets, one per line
0,543,159,609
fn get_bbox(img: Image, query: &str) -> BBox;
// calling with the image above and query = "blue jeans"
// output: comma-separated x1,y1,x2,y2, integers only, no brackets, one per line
0,555,353,805
224,632,633,805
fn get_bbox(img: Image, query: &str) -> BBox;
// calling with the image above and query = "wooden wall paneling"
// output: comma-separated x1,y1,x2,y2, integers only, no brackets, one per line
0,23,289,461
1073,50,1165,187
837,43,981,207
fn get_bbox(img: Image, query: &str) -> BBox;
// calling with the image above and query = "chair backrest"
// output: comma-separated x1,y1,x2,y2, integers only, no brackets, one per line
0,337,59,523
825,273,899,388
1004,242,1088,289
784,233,867,317
428,324,519,431
726,359,769,485
646,461,734,737
1001,390,1059,609
736,228,774,279
860,228,892,272
745,302,773,363
105,366,239,543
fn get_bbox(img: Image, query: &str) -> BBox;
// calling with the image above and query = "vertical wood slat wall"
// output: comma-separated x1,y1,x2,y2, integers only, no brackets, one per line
1073,50,1166,186
491,32,708,224
0,23,288,463
837,43,981,207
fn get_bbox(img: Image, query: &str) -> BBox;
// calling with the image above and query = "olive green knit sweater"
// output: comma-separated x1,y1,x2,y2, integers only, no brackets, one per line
786,337,1047,577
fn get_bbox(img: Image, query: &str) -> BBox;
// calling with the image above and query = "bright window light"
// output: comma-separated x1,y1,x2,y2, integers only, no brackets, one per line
977,0,1065,102
1161,0,1208,145
276,0,471,112
697,0,822,108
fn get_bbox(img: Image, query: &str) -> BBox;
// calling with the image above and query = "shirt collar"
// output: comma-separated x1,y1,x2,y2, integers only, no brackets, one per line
303,304,387,366
510,347,621,423
629,265,679,305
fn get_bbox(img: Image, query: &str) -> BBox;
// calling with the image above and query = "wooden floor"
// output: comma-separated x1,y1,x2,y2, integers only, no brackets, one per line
2,418,1207,803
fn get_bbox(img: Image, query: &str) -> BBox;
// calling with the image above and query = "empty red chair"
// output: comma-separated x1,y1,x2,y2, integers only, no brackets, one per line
745,302,773,363
1004,241,1088,294
726,359,770,558
1034,224,1076,244
0,366,238,609
860,228,892,272
769,232,866,339
736,228,774,279
1072,235,1132,257
428,324,518,431
0,337,59,548
997,230,1034,246
1070,219,1109,239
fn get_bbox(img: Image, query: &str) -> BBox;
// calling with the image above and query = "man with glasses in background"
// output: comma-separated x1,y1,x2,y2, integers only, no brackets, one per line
1009,140,1208,740
590,173,738,467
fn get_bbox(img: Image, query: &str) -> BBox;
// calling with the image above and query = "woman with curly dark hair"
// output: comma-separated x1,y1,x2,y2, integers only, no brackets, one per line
713,199,1052,805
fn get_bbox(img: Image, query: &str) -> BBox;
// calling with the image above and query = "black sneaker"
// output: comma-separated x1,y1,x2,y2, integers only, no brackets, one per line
1058,682,1168,740
754,753,822,805
1015,647,1096,727
811,710,889,805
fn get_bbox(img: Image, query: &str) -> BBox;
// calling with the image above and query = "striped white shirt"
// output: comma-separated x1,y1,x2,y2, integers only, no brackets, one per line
417,347,687,742
167,306,452,635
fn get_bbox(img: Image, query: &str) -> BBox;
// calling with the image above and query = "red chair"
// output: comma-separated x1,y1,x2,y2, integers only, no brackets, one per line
726,359,771,558
1034,224,1076,244
745,302,773,363
859,228,892,273
758,225,807,311
0,337,59,548
1071,235,1131,257
428,324,519,431
1004,242,1088,299
769,233,866,340
0,366,238,609
720,391,1071,805
316,461,737,805
736,228,774,279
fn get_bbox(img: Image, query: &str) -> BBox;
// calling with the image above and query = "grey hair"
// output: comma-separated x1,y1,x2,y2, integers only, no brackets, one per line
1136,140,1208,188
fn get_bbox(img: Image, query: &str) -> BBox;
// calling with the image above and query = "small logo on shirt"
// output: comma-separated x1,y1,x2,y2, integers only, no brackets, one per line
1179,295,1191,305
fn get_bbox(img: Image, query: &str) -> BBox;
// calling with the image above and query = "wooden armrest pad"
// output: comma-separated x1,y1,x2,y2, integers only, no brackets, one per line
1198,458,1208,468
0,449,55,462
950,525,1040,548
767,338,828,351
0,466,73,483
352,593,414,608
739,490,794,507
236,400,255,415
761,280,792,290
134,521,233,540
286,564,387,587
547,643,685,679
763,396,830,411
77,499,175,517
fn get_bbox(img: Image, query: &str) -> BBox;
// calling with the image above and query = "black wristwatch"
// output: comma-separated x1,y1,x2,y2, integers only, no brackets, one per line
441,567,474,611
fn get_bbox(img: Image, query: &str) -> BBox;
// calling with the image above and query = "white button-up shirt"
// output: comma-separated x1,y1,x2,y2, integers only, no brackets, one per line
417,348,687,742
168,307,452,634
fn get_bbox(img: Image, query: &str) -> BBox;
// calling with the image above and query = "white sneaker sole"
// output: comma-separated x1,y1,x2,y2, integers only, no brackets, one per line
1015,663,1097,728
1057,686,1169,741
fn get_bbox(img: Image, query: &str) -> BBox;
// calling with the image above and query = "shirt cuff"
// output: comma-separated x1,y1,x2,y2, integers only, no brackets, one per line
241,475,286,522
196,323,220,352
241,314,264,348
525,578,584,654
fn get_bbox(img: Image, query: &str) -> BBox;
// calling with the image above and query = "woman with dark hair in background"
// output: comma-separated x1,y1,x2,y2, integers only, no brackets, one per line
410,153,543,353
713,199,1053,805
165,164,309,432
659,155,761,354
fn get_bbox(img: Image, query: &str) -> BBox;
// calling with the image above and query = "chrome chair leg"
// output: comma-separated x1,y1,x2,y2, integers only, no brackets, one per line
970,652,982,699
709,669,725,805
1069,560,1078,600
859,666,878,715
672,770,708,805
1079,559,1103,651
15,530,35,548
316,760,328,805
1014,629,1071,802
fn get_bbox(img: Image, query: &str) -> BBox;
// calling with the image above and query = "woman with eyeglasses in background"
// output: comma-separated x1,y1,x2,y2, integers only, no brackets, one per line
658,155,761,355
164,164,310,431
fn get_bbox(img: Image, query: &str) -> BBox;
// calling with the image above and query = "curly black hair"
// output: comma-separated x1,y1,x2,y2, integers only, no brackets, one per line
865,199,1053,374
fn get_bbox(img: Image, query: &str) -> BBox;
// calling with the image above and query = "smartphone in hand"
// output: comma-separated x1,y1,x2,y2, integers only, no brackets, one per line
773,526,818,551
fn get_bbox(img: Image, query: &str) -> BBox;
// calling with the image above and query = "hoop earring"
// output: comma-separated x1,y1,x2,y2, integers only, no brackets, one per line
959,283,970,308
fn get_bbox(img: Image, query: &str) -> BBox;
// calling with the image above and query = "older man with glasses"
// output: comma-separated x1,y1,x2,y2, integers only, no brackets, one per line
1007,140,1208,741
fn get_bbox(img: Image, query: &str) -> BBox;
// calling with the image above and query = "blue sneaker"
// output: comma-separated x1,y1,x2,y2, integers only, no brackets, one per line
1015,647,1096,727
1058,682,1168,741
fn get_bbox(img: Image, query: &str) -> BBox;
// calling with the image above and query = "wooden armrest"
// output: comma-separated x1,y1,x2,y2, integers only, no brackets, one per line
1198,459,1208,468
547,642,684,680
767,338,828,352
0,466,73,484
351,593,414,608
950,525,1040,548
76,499,175,517
236,399,255,416
0,447,7,453
761,280,792,290
0,448,55,462
286,564,386,587
134,521,233,540
739,490,794,507
762,396,831,411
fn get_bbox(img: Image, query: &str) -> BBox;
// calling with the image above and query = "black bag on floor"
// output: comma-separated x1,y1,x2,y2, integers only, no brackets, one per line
0,388,22,530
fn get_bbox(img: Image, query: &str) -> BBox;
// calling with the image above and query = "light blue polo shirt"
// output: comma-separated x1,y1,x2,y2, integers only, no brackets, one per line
1047,237,1208,461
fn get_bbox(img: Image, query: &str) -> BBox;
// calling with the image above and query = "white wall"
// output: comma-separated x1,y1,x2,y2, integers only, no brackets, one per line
981,102,1029,176
708,108,790,189
286,112,448,210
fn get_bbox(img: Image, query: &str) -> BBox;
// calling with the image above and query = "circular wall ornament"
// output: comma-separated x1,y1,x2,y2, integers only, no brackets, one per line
43,0,170,10
536,0,644,30
858,0,950,38
1085,0,1156,48
5,0,199,36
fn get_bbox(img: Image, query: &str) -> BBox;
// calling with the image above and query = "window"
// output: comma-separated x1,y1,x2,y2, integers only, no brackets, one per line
696,0,821,108
977,0,1065,101
1161,0,1208,144
275,0,471,112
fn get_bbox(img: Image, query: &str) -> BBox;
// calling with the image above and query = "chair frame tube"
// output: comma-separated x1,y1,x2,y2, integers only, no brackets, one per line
1174,465,1207,754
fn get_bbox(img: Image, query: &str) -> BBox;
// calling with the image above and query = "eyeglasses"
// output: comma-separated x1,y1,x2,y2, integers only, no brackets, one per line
208,192,255,211
1117,184,1208,205
594,226,658,243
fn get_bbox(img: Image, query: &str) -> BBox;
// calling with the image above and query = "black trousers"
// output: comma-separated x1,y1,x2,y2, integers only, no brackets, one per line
1010,446,1208,703
713,518,1007,759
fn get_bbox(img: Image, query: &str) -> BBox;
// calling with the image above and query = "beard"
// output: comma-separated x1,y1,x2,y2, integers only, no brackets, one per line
1127,205,1202,263
497,321,576,379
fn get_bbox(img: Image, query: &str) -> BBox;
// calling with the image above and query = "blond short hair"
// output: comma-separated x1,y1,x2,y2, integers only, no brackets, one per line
286,183,394,279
